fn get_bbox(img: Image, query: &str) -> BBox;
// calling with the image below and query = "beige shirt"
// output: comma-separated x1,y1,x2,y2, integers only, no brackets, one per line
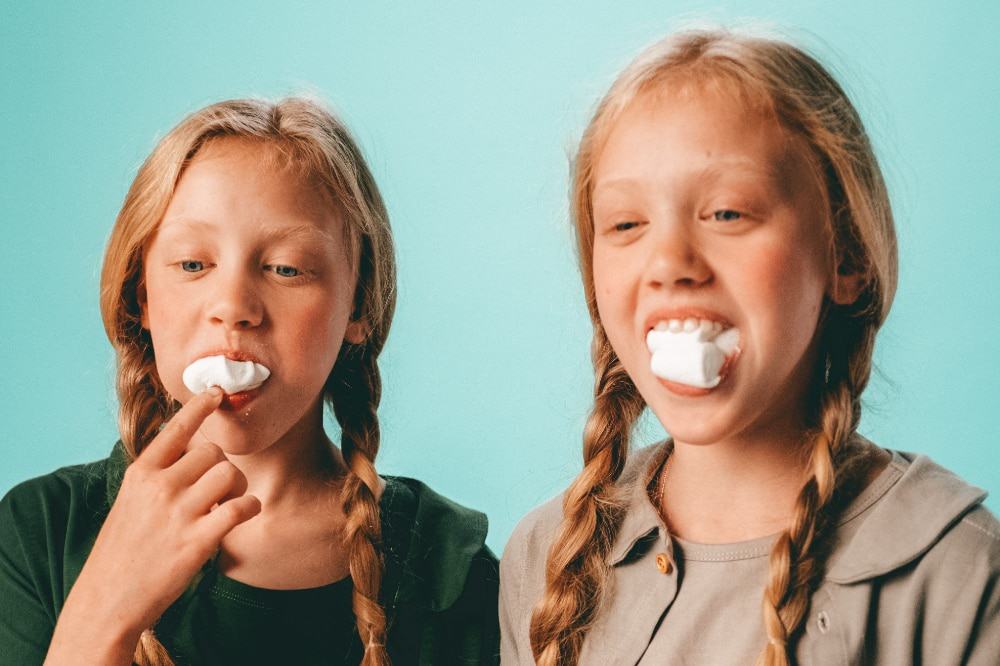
500,441,1000,665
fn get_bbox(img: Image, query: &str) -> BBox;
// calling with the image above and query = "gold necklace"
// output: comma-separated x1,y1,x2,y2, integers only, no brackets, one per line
654,450,673,517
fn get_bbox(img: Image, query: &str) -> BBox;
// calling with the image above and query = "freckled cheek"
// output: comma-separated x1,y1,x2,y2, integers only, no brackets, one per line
739,246,825,343
145,286,194,376
593,253,640,361
280,301,349,372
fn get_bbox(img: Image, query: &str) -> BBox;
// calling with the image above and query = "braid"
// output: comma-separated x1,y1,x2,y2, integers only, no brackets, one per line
113,336,179,666
529,332,645,666
135,629,174,666
329,345,389,666
757,400,842,665
756,311,877,665
116,333,174,461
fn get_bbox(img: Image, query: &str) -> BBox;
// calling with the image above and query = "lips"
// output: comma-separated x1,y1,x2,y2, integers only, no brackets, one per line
220,389,260,411
642,307,736,335
193,349,268,366
183,350,272,407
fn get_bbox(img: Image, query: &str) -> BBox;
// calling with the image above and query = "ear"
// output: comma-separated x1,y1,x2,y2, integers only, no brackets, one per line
830,269,866,306
344,318,368,345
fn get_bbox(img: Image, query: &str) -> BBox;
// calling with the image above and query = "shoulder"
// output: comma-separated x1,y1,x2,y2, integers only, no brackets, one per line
827,449,997,584
0,450,118,645
380,475,497,613
823,450,1000,663
502,443,662,571
502,492,564,578
1,454,114,538
500,443,663,605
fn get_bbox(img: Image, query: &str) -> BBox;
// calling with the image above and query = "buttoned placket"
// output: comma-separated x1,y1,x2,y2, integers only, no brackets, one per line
579,443,682,666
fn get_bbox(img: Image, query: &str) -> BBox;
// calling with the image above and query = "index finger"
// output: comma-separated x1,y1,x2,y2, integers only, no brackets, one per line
139,387,224,469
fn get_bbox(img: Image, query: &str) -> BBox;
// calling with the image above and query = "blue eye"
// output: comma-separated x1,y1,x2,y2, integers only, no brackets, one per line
180,260,204,272
271,265,301,278
614,221,641,232
713,210,742,222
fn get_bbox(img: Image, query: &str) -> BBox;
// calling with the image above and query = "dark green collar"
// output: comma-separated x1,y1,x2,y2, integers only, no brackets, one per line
103,442,488,613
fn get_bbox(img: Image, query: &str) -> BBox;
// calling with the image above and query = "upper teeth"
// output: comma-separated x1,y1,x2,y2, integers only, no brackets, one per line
652,318,724,335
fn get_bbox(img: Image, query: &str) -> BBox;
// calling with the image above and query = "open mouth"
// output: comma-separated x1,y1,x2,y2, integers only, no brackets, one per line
645,316,742,393
183,354,272,408
220,388,261,411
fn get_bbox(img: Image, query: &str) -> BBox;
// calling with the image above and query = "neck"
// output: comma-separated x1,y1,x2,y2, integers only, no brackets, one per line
663,418,814,544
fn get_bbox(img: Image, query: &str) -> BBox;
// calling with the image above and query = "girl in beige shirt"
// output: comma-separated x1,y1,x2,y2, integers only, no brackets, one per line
500,27,1000,665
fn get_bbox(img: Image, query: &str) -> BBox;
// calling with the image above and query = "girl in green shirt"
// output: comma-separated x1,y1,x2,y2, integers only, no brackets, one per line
0,97,499,665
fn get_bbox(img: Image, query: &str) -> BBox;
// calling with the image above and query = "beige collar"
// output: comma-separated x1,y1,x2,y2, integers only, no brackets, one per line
605,439,987,583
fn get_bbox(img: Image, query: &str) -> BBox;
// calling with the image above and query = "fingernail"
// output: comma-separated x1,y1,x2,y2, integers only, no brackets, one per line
207,386,223,398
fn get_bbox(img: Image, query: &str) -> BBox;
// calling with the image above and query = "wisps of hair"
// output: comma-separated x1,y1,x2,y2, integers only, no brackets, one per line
99,96,397,666
536,26,898,665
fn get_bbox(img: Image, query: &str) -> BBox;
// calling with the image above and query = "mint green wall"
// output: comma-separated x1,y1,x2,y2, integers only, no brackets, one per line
2,2,997,554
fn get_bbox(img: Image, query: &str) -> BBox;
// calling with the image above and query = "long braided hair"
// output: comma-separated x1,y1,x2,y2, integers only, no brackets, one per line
529,29,898,665
99,97,397,666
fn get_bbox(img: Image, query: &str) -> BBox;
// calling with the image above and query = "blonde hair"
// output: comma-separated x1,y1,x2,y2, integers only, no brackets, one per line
99,97,397,666
529,28,898,665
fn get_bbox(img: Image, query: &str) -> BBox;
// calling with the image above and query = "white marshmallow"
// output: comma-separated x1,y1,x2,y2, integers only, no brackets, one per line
182,356,271,395
646,325,740,389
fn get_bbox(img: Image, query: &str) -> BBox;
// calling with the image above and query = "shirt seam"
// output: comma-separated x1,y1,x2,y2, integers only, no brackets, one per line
835,451,906,526
680,547,773,562
210,587,271,610
960,515,1000,542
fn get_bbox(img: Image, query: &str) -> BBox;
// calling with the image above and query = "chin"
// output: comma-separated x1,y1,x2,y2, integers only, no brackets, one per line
198,417,274,456
647,402,742,447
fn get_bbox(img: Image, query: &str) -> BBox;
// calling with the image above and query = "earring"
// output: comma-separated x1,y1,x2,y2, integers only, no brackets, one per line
824,353,832,385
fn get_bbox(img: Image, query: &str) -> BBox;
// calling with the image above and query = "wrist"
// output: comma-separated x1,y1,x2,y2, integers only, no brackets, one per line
47,580,143,666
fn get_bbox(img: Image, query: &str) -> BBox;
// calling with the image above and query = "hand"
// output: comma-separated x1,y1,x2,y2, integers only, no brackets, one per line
46,387,262,665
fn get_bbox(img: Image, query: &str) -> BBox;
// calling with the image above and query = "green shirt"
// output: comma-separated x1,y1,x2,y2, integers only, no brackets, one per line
0,443,500,665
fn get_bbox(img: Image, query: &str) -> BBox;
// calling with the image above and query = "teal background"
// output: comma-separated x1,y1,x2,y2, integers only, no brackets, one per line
1,1,998,556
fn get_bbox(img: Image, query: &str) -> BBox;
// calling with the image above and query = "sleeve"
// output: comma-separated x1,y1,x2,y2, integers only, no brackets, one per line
499,520,532,666
0,484,58,665
912,506,1000,666
443,545,501,665
963,520,1000,666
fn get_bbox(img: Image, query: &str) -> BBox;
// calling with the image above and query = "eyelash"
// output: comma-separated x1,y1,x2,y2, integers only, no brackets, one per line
264,264,302,278
177,261,305,279
610,209,742,231
612,221,642,232
712,209,743,222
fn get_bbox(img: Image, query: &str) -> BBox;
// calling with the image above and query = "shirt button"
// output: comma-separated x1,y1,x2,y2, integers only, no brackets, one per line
655,553,672,574
817,610,831,634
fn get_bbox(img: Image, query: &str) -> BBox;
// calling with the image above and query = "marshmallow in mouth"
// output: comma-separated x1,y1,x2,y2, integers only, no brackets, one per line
182,355,271,395
646,318,740,389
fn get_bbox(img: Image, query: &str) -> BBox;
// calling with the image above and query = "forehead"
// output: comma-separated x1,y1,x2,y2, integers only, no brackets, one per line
593,85,819,198
153,138,346,248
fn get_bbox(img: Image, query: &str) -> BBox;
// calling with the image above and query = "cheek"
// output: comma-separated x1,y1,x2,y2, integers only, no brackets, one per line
592,252,629,334
740,240,826,342
282,298,349,370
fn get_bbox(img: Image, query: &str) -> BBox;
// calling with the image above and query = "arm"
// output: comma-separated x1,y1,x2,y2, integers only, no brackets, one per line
442,546,501,666
498,544,522,664
964,572,1000,666
44,389,259,666
0,487,56,665
961,512,1000,666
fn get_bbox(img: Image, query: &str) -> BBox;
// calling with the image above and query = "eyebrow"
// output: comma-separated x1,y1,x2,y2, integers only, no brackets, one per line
156,217,339,246
592,160,781,200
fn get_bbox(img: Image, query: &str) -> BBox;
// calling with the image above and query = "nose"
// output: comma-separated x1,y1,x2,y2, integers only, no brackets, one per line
206,267,264,330
643,218,713,290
